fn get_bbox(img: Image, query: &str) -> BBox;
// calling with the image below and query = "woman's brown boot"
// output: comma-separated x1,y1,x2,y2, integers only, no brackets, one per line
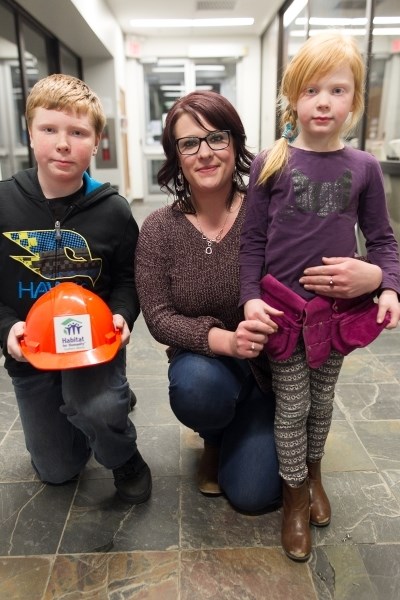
197,442,222,496
281,479,311,562
307,460,331,527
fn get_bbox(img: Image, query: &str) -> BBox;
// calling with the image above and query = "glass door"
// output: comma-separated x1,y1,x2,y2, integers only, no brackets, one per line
142,57,237,196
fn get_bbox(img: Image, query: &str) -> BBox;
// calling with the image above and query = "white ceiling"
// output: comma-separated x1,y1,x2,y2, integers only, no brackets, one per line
104,0,283,37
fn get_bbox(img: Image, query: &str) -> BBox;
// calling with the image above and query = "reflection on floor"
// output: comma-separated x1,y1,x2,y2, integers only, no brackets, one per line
1,199,400,599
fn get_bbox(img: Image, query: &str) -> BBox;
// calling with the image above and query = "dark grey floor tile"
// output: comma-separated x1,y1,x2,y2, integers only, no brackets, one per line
180,479,281,550
313,471,400,546
358,544,400,600
324,421,375,472
0,481,76,555
368,329,400,355
0,430,38,482
310,545,378,600
381,469,400,504
0,393,19,431
377,355,400,380
338,353,396,384
352,420,400,471
335,382,400,420
128,390,177,426
0,369,15,394
59,476,179,553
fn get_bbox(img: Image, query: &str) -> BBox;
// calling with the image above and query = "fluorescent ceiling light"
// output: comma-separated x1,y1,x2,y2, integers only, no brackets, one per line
308,29,366,36
157,59,185,66
129,18,254,28
152,67,185,73
303,17,367,25
163,92,182,97
295,16,400,26
284,0,308,28
373,27,400,35
291,27,400,37
290,28,367,37
160,85,184,91
195,65,225,71
372,17,400,24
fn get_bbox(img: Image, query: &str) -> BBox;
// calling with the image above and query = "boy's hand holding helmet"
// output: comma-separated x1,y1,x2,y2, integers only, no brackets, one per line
20,282,121,370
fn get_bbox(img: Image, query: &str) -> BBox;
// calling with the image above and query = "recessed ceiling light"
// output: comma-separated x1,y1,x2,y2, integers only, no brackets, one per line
129,18,254,28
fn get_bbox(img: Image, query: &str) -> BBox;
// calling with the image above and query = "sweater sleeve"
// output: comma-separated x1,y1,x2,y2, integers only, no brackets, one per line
135,209,226,356
239,153,270,305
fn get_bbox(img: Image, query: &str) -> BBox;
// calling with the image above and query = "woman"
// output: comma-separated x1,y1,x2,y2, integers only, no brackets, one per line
135,90,383,513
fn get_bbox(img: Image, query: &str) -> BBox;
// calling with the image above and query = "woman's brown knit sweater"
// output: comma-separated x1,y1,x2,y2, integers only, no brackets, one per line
135,198,272,392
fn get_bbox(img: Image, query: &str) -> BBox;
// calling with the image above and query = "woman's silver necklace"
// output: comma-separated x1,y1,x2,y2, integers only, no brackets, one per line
195,210,230,255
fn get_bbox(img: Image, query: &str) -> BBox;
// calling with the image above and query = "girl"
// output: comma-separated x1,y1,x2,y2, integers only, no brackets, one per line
239,33,400,561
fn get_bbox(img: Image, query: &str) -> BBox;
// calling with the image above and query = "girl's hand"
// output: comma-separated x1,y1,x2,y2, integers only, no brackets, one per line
243,298,283,331
299,257,382,298
377,290,400,329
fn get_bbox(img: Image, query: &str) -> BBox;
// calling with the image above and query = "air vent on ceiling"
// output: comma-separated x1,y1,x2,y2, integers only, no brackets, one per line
196,1,237,11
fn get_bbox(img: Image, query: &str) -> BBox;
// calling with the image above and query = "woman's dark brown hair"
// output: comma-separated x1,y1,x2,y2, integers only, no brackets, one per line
158,90,254,213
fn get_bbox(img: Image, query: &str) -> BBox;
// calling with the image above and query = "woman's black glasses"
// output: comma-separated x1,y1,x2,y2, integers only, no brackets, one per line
176,130,231,155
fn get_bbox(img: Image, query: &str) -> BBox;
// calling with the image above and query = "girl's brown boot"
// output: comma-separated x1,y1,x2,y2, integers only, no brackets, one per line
307,460,331,527
281,479,311,562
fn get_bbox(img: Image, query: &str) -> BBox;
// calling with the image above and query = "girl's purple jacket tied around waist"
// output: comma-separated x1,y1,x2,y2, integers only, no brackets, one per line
260,274,390,368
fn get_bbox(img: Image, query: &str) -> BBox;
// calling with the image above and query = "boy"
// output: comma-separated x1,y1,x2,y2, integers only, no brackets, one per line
0,74,151,504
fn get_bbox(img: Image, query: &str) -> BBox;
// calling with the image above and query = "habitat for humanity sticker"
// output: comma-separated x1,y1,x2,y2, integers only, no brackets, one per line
53,314,93,353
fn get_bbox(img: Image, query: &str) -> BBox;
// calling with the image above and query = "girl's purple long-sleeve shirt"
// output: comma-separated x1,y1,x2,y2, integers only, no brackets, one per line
240,145,400,303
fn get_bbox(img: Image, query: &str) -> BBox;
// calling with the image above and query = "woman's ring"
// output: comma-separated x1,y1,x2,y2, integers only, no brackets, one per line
329,277,334,287
251,342,255,351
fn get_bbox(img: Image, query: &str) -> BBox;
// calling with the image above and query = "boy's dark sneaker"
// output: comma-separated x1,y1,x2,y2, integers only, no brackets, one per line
129,389,137,410
113,450,152,504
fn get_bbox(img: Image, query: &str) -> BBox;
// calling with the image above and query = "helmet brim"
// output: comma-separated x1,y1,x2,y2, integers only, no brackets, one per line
20,331,121,370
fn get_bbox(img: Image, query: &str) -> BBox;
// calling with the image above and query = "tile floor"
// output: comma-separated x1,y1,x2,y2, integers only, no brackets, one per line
1,199,400,599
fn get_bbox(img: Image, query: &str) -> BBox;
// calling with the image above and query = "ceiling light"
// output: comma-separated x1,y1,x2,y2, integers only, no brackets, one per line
152,67,185,73
373,27,400,35
129,18,254,28
373,17,400,25
295,16,400,26
195,65,225,71
290,28,367,37
157,59,186,66
291,27,400,37
308,17,366,26
160,85,185,91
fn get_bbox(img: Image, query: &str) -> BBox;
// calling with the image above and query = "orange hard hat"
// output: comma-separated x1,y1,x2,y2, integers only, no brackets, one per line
20,282,121,370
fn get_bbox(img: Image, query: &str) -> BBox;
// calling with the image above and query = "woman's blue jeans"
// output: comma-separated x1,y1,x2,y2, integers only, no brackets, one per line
169,351,281,513
12,350,137,484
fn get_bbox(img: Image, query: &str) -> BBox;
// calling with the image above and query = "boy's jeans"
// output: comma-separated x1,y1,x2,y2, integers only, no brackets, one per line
12,349,137,484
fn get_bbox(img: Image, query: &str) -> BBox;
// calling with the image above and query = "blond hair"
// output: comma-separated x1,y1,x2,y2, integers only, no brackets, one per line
25,74,106,138
258,33,365,185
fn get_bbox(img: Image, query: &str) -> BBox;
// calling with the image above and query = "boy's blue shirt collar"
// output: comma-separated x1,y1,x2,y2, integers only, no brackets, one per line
83,171,103,195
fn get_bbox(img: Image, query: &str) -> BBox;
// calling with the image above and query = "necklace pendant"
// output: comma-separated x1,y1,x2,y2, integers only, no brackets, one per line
205,242,213,255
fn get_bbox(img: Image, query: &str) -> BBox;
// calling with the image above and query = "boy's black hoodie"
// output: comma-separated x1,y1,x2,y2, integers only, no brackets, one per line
0,168,139,376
